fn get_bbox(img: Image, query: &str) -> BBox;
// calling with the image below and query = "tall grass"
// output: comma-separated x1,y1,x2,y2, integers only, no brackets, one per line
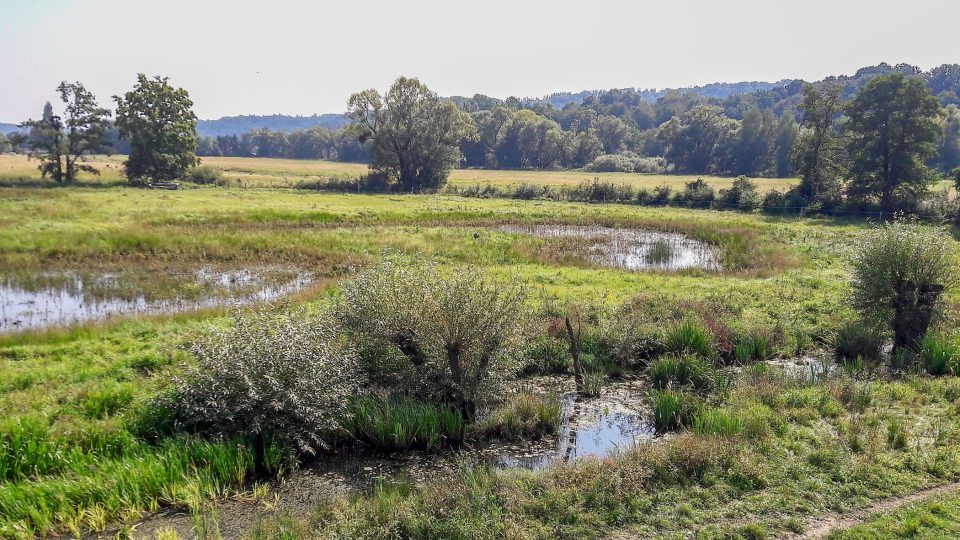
0,438,255,538
919,334,959,376
347,396,466,451
664,321,715,360
693,408,743,437
648,355,716,392
650,389,704,431
473,393,561,441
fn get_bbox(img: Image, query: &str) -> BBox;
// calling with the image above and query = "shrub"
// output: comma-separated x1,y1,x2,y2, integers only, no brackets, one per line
473,393,561,441
833,321,884,363
648,355,716,392
183,164,224,185
339,259,530,418
571,178,633,203
586,152,668,174
651,389,704,431
919,334,959,376
717,176,760,211
675,178,715,208
651,184,673,205
347,396,465,451
761,189,788,214
850,219,957,351
167,309,361,465
664,320,715,360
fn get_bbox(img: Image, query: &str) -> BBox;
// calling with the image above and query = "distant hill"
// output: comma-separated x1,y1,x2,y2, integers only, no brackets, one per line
196,113,349,137
0,123,22,135
538,80,794,109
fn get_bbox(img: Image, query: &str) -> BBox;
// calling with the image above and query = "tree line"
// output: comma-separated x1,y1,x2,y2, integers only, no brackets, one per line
8,64,960,216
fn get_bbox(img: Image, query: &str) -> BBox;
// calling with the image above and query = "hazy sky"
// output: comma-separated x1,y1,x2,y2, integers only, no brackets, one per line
2,0,958,121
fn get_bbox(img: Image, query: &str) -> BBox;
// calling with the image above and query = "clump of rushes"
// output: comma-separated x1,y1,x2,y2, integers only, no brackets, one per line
651,389,704,431
648,355,716,392
473,392,561,441
733,331,771,363
833,320,884,363
919,334,959,376
347,396,465,451
693,408,743,437
581,370,605,397
664,320,715,360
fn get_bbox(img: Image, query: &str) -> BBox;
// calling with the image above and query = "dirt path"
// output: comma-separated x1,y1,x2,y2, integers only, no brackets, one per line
787,481,960,539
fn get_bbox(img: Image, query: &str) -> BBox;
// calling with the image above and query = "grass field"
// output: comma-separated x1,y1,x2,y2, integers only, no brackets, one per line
0,153,801,192
1,157,960,539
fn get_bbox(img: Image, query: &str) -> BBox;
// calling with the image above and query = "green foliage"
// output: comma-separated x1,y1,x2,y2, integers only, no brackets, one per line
850,219,957,351
664,320,715,359
347,396,465,451
791,83,846,205
651,389,704,431
521,335,569,375
717,176,761,211
114,74,199,182
346,77,476,192
19,82,111,183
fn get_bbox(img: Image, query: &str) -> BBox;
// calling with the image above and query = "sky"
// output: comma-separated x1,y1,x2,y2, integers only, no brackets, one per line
1,0,959,122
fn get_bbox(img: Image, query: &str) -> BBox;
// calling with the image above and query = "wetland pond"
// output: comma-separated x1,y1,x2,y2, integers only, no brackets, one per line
499,224,721,271
0,267,312,332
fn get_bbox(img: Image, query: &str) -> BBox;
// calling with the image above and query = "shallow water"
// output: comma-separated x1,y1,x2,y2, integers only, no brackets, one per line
0,267,312,332
500,224,721,271
486,378,654,469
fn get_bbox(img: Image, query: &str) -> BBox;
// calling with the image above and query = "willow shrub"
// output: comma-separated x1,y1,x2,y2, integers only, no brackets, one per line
165,309,361,468
850,219,957,352
339,259,530,418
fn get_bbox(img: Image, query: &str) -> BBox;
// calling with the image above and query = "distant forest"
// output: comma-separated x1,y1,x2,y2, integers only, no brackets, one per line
191,63,960,178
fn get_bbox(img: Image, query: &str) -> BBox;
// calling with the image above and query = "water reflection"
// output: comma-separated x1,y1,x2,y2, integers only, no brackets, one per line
0,268,312,332
499,224,721,271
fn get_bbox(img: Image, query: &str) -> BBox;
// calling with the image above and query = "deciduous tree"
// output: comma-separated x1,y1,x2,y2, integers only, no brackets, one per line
19,83,111,183
114,74,199,182
846,73,942,212
347,77,475,192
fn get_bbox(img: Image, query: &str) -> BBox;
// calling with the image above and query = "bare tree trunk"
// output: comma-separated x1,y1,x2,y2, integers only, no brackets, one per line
565,316,585,392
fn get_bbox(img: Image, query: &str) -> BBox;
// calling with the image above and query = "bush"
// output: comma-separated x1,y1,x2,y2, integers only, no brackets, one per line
833,321,884,363
651,389,704,431
571,178,634,203
761,189,788,214
919,334,959,376
183,164,224,185
664,320,715,360
675,178,715,208
850,219,957,351
347,396,465,451
167,309,361,464
339,259,530,418
585,152,667,174
648,355,716,392
473,392,561,441
717,176,760,211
